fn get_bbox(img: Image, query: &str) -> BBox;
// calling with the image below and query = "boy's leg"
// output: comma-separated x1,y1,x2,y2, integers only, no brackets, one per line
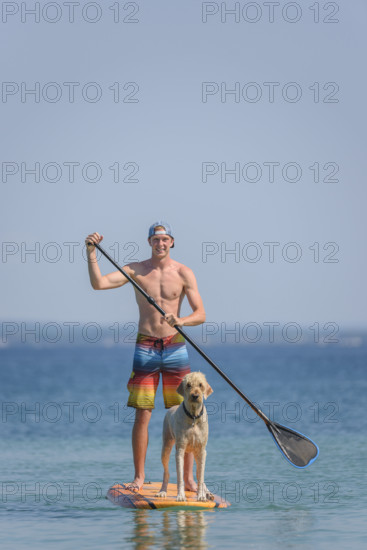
126,334,160,492
129,408,152,491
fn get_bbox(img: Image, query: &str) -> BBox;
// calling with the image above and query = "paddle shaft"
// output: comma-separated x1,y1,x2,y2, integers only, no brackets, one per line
88,241,270,424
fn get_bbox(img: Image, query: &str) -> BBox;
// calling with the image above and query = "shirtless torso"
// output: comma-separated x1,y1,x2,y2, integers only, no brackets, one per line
125,259,200,336
85,230,205,335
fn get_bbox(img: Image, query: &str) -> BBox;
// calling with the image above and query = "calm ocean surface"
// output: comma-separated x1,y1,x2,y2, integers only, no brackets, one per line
1,341,366,549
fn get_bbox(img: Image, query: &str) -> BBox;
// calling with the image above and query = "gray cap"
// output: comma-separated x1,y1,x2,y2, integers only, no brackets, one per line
148,221,174,248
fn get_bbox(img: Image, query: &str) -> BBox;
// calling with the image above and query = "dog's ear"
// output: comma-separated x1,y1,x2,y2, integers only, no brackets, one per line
204,382,213,399
176,379,185,397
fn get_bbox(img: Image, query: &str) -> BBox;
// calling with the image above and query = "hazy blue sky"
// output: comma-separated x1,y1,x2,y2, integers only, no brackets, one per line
1,0,366,338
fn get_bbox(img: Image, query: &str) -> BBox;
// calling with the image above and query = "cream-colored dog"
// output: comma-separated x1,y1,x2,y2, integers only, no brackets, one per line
156,372,214,502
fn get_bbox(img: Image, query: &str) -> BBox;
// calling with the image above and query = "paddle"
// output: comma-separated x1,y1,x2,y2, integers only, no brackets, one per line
87,241,319,468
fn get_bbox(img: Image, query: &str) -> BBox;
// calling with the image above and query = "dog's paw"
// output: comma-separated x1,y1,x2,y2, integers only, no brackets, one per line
176,493,186,502
197,493,207,502
155,491,167,498
206,490,215,501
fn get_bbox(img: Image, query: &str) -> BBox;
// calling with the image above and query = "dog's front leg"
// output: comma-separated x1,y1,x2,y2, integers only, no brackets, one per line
175,445,186,501
156,438,174,498
196,448,207,501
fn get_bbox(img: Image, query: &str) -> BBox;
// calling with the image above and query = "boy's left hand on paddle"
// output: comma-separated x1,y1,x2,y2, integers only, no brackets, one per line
164,314,182,327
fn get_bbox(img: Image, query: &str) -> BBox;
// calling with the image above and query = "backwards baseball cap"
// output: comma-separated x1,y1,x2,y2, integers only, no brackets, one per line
148,221,174,248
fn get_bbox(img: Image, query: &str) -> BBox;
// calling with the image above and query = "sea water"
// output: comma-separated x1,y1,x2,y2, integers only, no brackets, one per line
1,341,366,549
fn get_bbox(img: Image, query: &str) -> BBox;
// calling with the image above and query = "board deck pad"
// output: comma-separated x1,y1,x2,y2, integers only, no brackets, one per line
106,482,231,509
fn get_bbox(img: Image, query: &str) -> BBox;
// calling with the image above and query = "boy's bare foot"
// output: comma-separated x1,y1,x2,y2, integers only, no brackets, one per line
125,479,144,493
184,480,198,492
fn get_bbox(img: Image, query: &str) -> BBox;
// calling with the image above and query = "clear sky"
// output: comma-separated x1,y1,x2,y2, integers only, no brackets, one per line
1,0,366,337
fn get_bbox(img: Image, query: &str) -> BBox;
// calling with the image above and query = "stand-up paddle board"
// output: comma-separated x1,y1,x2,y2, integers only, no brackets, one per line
106,482,231,509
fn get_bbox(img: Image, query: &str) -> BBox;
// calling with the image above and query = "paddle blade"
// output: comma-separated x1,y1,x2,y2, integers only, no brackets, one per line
266,421,319,468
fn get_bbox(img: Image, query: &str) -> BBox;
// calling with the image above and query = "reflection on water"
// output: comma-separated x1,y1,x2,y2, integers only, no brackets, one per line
124,509,213,550
123,507,317,550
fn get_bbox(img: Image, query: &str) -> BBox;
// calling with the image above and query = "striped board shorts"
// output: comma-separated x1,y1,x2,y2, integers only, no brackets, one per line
127,332,191,409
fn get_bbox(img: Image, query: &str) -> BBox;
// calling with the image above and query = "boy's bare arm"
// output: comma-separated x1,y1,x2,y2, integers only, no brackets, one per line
165,267,206,327
85,232,131,290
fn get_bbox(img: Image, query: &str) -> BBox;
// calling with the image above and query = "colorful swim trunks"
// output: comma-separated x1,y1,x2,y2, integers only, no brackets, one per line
127,332,191,409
